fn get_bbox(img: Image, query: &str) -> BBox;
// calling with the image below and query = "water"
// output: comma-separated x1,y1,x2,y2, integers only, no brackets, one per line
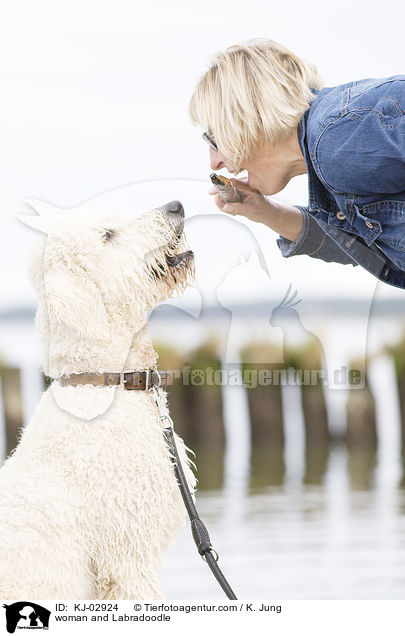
160,445,405,599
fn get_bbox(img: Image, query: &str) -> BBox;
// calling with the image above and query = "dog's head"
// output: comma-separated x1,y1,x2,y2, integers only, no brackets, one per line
22,201,194,376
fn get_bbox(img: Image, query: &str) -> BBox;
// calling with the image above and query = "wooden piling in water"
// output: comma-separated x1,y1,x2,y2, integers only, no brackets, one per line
284,341,330,446
155,340,224,490
347,446,376,489
304,445,329,484
240,342,285,487
386,335,405,454
154,343,191,441
0,366,23,458
345,358,377,447
185,339,225,449
240,342,284,447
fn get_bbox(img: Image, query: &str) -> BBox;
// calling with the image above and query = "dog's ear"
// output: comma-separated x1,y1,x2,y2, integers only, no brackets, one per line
44,268,110,340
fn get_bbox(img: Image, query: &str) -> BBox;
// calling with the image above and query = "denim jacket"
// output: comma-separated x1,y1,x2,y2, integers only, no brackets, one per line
276,76,405,289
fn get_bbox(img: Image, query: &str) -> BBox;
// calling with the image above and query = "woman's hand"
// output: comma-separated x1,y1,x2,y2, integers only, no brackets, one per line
208,177,272,224
208,176,304,241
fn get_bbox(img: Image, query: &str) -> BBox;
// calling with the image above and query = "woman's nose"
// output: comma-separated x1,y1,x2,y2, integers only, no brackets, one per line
209,146,225,171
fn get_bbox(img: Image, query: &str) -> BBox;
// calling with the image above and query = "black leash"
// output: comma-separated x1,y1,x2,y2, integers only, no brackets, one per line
151,384,237,600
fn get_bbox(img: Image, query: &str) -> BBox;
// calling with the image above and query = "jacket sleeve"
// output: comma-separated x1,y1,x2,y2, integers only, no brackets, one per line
276,206,358,266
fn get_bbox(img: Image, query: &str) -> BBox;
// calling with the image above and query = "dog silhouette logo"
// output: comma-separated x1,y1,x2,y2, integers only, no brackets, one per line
2,602,51,633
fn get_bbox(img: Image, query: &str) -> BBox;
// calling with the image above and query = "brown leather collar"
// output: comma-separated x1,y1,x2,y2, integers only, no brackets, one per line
59,370,172,390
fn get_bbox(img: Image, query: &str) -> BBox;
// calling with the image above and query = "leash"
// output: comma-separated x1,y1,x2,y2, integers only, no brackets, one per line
150,383,237,600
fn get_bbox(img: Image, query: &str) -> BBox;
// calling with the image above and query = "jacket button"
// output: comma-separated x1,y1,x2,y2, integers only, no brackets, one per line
365,220,374,229
336,211,346,220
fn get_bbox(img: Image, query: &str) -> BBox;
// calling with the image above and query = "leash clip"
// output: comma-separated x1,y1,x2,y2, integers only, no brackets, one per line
147,367,161,391
150,381,174,429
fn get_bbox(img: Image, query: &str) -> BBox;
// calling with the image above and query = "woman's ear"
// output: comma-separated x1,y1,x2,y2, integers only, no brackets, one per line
44,267,110,340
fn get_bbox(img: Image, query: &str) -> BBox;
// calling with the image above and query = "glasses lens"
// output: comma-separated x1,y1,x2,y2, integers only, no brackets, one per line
202,131,218,152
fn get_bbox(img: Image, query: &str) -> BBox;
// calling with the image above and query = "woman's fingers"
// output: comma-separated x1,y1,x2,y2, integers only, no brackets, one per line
230,178,261,194
223,202,242,215
208,178,261,214
214,193,226,210
231,176,249,187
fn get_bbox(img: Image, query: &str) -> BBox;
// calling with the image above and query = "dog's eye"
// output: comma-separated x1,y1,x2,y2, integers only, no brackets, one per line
102,229,115,242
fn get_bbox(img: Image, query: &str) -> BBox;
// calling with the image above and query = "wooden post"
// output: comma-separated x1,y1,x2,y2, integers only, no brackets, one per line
386,336,405,454
284,341,330,446
155,340,224,490
240,342,285,487
240,342,284,446
304,446,329,484
347,446,377,489
154,343,191,441
0,366,23,458
185,340,225,449
345,358,377,447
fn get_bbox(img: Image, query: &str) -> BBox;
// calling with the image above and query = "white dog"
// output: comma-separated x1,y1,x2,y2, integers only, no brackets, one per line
0,201,196,599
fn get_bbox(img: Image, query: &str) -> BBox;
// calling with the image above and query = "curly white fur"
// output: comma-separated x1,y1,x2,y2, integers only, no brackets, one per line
0,203,196,599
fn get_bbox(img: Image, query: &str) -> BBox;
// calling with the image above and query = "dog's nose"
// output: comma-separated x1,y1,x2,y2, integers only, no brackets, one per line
162,200,184,217
162,200,184,235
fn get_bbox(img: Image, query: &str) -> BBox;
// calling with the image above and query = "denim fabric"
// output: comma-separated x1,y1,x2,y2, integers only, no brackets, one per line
277,76,405,289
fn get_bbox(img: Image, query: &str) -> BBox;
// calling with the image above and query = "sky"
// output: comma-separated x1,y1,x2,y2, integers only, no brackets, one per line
1,0,405,311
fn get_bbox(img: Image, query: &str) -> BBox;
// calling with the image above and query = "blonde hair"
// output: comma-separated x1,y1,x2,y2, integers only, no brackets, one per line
189,38,323,169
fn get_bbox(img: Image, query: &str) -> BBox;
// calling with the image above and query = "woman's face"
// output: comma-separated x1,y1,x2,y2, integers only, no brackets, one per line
209,127,307,195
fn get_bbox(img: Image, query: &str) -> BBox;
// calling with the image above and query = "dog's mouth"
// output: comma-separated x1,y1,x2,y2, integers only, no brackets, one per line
166,249,194,268
148,241,194,282
147,203,194,284
165,227,194,271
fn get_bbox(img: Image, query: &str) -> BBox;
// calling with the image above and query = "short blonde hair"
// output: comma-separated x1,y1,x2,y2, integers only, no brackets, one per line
189,38,323,169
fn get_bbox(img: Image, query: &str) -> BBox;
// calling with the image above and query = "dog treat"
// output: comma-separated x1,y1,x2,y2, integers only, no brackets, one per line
210,173,243,203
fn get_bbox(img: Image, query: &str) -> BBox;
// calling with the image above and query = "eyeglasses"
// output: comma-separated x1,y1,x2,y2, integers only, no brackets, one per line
202,130,218,153
202,130,243,176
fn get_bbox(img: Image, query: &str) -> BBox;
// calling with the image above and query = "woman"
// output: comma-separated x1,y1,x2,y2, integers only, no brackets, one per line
189,39,405,289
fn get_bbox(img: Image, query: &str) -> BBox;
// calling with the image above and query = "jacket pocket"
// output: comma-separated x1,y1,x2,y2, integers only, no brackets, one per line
355,200,405,251
346,203,383,246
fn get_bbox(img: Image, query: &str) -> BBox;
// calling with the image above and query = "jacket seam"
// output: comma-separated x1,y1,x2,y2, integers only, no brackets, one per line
307,232,327,256
281,208,309,256
310,113,357,195
346,77,405,100
287,208,310,255
310,107,404,194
